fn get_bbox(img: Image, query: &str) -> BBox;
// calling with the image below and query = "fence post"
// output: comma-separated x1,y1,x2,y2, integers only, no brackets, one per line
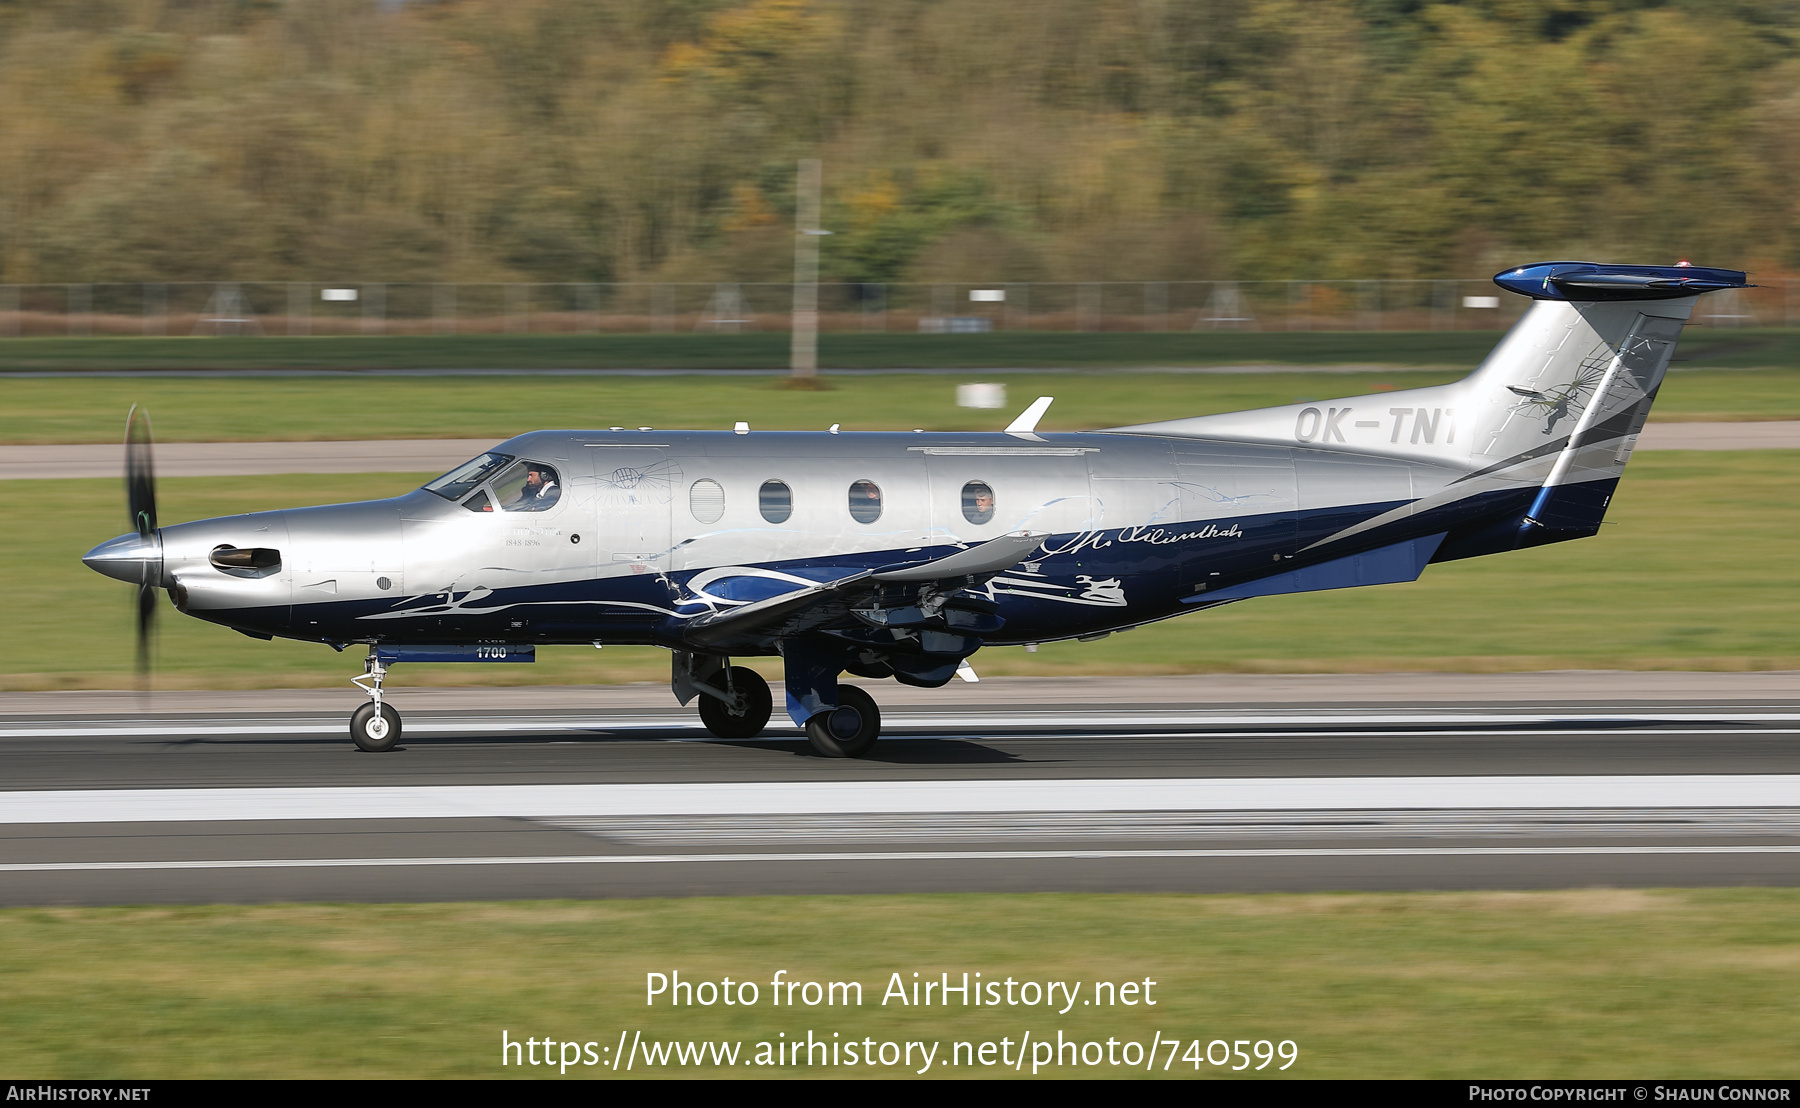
284,283,308,336
68,284,91,336
1358,280,1380,331
861,283,886,332
651,284,672,332
0,285,16,337
363,283,385,335
144,283,167,336
1077,283,1100,332
1006,283,1029,331
432,284,456,335
1143,281,1167,332
578,283,601,333
936,283,953,319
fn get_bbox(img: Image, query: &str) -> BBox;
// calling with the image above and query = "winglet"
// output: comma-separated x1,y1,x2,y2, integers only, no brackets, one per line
1005,396,1054,434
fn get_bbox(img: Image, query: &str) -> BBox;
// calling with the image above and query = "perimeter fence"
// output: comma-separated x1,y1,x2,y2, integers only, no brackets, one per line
1,279,1789,338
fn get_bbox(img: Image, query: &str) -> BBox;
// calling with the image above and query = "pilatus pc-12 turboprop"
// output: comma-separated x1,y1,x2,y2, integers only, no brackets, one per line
85,261,1747,756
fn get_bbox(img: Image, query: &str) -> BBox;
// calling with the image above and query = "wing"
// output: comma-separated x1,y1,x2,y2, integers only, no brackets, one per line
679,530,1044,653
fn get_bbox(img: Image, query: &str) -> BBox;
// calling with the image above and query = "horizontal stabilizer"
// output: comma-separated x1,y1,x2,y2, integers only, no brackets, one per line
1495,262,1750,302
1185,533,1445,604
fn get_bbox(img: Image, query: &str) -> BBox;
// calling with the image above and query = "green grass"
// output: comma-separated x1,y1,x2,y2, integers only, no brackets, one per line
11,451,1800,690
0,326,1794,375
2,891,1796,1078
3,362,1800,445
0,331,1509,372
0,369,1462,444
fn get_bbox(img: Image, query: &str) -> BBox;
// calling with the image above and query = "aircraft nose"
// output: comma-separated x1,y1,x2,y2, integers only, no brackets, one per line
83,532,164,585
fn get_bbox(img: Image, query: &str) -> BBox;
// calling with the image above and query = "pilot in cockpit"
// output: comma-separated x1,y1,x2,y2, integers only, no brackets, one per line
507,463,561,511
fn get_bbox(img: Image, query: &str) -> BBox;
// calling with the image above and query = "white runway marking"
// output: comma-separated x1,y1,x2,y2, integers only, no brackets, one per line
0,717,704,738
4,710,1800,739
2,775,1798,824
5,845,1800,873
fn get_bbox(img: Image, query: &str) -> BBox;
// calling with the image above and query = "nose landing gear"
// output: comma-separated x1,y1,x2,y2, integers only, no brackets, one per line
349,652,402,752
350,700,402,753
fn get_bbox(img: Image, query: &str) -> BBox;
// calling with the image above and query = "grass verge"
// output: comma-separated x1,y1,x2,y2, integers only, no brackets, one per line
3,364,1800,445
0,328,1793,374
2,891,1796,1078
9,451,1800,690
0,331,1510,372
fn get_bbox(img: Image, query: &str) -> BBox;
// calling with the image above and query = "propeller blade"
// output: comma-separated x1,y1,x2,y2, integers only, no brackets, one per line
136,582,158,683
124,404,159,692
126,403,157,540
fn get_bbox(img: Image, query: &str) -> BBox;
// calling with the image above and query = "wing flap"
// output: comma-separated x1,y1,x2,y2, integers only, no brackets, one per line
872,531,1044,582
680,532,1043,650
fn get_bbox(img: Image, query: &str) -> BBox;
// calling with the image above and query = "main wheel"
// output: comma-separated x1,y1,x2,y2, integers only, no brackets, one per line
804,684,881,758
350,701,402,753
697,666,772,739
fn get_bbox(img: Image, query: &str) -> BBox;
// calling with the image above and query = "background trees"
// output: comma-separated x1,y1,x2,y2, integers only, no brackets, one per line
1,0,1794,286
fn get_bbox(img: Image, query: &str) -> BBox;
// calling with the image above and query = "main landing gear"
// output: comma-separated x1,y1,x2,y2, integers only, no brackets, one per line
350,652,402,752
674,652,881,756
673,652,775,741
803,684,881,758
696,665,774,740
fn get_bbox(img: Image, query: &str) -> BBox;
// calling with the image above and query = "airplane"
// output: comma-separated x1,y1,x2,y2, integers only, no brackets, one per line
83,261,1749,757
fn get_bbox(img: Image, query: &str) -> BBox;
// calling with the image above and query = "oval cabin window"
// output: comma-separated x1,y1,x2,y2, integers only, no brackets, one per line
759,479,792,524
848,479,883,524
962,480,996,525
690,478,725,524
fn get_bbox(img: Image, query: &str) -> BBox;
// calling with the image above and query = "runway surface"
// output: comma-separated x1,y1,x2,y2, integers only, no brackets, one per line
2,675,1796,904
3,421,1795,479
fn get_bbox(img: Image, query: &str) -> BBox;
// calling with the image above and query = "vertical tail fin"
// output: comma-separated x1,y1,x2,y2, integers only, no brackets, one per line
1107,261,1750,558
1461,262,1748,538
1111,263,1747,476
1459,298,1685,534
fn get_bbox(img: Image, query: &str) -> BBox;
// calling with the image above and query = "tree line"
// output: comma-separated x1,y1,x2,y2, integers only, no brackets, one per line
1,0,1795,287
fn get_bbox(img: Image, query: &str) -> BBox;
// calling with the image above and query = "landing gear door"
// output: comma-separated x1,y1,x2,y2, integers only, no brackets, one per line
587,446,680,577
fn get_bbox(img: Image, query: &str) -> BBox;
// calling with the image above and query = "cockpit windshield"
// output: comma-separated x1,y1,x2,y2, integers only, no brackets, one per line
424,452,514,501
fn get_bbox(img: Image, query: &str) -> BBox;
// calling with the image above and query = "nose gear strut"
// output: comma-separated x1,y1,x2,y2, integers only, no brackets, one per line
349,650,401,752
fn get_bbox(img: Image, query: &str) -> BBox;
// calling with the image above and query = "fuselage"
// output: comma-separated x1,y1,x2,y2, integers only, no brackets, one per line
102,425,1503,653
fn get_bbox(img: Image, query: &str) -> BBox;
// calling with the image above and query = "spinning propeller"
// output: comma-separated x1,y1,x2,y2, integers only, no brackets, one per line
126,405,159,680
77,405,167,683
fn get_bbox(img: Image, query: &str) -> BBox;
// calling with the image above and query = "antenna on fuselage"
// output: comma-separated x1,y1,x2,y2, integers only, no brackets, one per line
1005,396,1054,435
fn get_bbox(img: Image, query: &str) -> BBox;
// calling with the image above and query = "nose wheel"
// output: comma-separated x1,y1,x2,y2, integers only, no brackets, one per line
349,651,403,752
351,701,402,753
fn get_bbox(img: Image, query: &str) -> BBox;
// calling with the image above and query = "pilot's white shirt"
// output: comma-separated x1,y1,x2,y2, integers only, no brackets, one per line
511,480,559,509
